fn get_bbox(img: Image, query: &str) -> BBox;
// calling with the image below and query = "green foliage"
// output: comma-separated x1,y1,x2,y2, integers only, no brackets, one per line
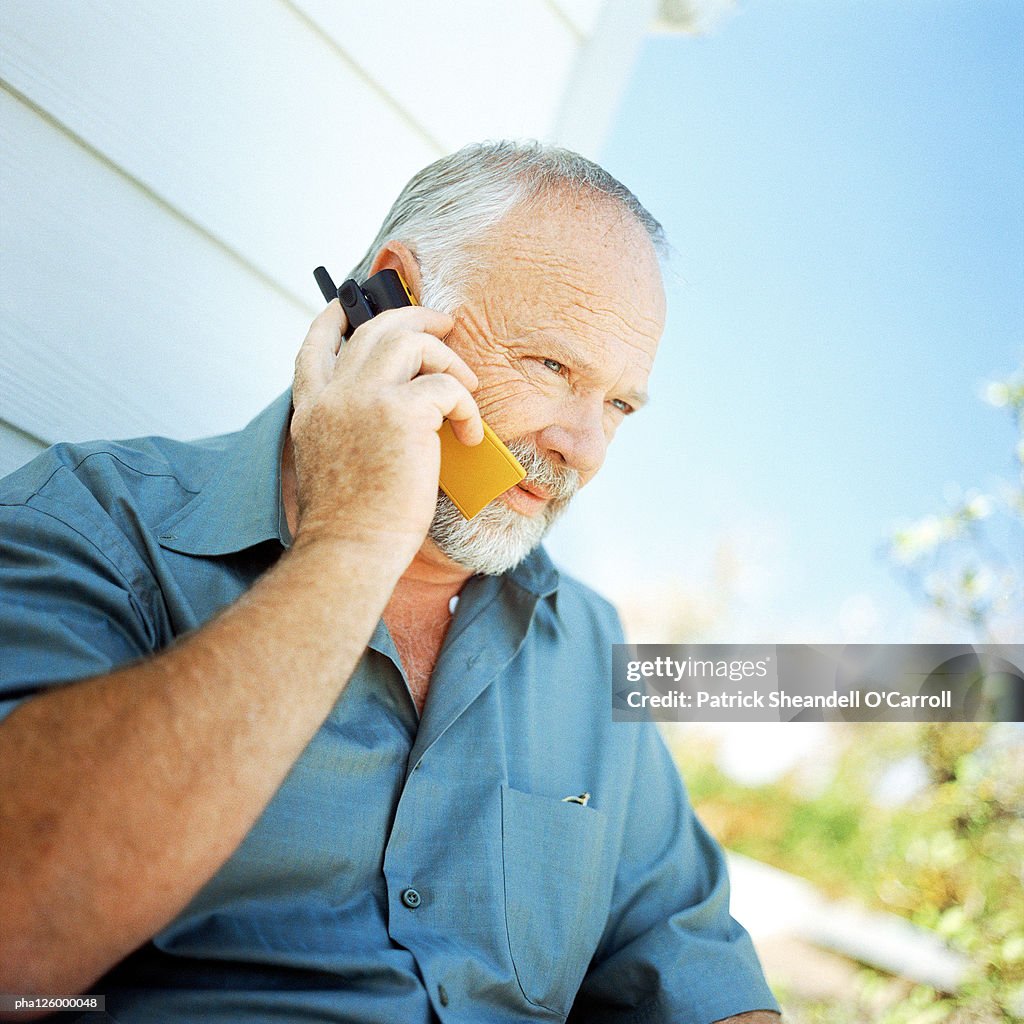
668,722,1024,1022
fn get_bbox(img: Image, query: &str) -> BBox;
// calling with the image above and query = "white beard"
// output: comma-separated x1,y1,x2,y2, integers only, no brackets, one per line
428,438,580,576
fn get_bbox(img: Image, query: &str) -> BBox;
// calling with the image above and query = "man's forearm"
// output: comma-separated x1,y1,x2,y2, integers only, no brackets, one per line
0,534,406,994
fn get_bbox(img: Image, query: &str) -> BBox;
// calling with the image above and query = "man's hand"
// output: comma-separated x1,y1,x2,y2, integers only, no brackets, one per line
290,301,483,563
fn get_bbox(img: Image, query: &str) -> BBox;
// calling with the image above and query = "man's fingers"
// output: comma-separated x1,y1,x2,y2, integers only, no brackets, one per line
308,300,349,354
293,300,483,445
294,301,348,398
363,331,479,394
409,335,479,394
300,305,466,394
349,305,455,345
408,375,485,447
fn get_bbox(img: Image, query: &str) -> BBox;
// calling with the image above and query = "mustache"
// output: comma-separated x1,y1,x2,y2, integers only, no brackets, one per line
504,439,580,503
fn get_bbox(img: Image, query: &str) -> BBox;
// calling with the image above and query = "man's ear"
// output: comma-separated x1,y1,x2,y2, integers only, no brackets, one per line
368,241,423,303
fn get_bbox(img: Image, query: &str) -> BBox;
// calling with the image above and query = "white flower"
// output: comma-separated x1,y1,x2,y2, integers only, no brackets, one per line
963,494,994,520
892,515,945,562
984,381,1010,408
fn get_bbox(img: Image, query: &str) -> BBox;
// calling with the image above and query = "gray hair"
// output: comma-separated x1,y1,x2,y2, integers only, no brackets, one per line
348,140,667,313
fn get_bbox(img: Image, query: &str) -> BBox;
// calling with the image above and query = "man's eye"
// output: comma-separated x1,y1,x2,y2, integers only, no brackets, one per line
542,358,564,374
610,398,634,414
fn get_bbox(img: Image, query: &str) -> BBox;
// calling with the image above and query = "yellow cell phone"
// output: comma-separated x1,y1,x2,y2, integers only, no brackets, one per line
314,266,525,519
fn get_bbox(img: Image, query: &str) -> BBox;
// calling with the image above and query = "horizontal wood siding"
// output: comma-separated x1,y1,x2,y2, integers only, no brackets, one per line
0,0,612,474
0,0,441,304
1,87,304,444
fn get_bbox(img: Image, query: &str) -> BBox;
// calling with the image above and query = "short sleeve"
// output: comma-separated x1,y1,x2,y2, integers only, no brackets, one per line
569,721,780,1024
0,500,154,721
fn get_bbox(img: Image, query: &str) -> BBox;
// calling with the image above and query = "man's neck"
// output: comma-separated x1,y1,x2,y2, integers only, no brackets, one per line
383,544,473,715
399,540,473,591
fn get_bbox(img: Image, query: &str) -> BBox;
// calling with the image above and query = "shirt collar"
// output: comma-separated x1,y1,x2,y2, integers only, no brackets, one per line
504,542,560,599
157,389,292,556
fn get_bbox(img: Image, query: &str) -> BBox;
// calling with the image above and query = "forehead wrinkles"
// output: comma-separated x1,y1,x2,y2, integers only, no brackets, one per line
492,248,661,345
480,201,663,332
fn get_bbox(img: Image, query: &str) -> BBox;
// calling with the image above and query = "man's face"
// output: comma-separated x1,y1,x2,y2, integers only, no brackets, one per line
426,198,666,575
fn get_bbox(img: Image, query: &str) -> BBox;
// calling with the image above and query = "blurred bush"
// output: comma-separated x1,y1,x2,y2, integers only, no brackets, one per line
659,370,1023,1020
666,721,1024,1022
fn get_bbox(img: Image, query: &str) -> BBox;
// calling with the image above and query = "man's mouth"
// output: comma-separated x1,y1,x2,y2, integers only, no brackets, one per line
518,480,553,500
500,480,552,517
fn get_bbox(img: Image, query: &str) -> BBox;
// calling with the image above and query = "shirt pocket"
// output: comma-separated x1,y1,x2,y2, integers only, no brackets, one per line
500,784,612,1016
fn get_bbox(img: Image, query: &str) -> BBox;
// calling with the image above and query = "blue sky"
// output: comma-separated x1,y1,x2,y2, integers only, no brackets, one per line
547,1,1023,643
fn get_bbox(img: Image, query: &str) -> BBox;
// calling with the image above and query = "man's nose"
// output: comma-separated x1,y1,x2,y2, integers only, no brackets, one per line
536,397,609,481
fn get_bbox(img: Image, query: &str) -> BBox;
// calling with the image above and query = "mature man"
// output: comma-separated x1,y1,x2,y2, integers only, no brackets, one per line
0,143,780,1023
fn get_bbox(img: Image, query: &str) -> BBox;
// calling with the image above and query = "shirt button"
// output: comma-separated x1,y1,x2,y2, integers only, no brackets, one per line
401,887,421,909
438,983,449,1007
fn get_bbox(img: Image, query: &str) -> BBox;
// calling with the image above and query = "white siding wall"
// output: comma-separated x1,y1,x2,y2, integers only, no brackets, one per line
0,0,629,476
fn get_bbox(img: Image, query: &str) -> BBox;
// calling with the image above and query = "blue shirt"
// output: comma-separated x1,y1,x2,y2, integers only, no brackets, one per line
0,392,778,1023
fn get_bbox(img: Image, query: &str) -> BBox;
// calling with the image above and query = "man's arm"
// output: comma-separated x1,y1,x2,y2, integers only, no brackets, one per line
0,302,482,995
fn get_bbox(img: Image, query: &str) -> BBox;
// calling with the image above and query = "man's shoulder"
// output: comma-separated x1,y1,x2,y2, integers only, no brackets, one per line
533,562,624,647
0,431,231,526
